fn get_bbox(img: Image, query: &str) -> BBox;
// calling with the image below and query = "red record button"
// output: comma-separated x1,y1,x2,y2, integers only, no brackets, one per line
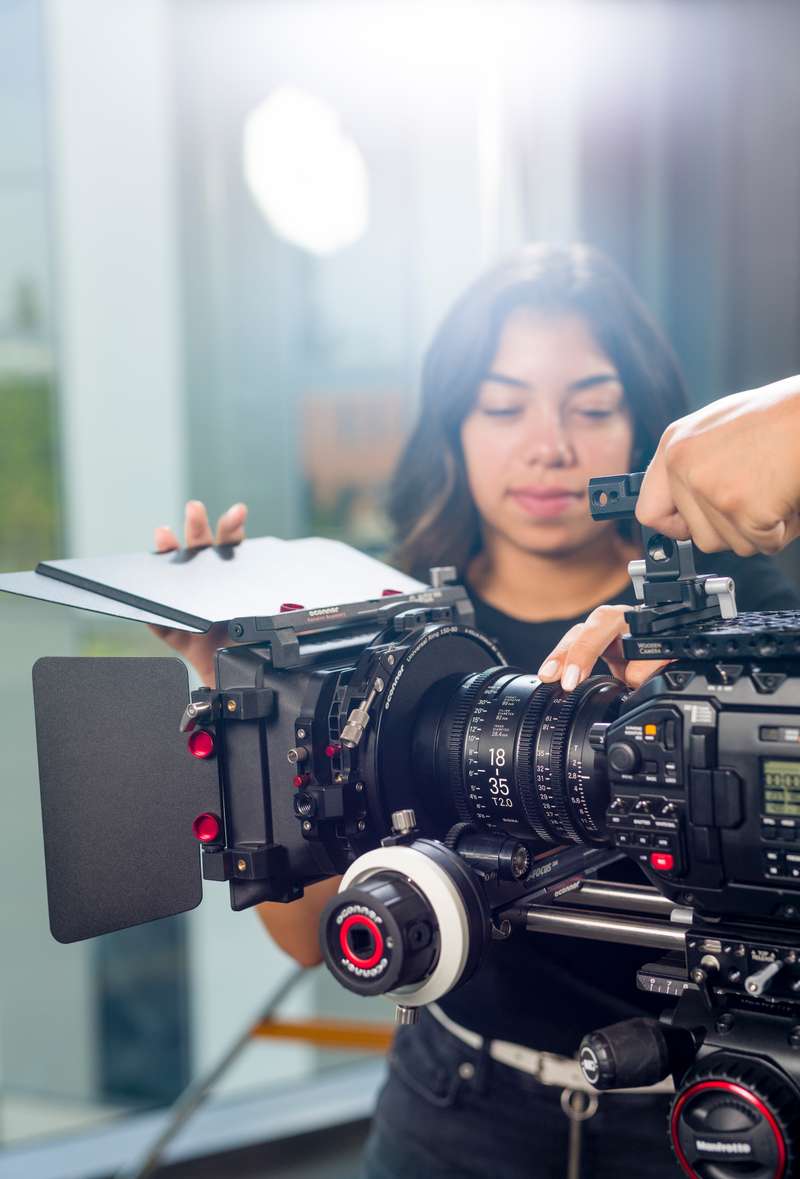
650,851,674,872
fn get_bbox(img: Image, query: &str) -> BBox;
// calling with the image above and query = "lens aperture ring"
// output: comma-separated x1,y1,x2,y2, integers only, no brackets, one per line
446,667,511,822
514,680,562,842
546,679,611,842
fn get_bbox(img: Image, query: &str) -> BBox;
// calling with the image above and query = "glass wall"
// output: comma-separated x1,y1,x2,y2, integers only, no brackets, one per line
0,0,534,1151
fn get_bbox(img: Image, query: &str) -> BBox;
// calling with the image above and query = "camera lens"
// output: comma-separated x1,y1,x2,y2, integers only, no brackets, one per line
413,669,627,846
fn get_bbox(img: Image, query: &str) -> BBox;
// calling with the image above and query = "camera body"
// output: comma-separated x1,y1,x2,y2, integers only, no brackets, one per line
19,471,800,1177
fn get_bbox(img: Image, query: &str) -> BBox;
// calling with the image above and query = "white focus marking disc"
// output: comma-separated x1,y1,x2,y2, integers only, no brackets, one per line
339,844,470,1007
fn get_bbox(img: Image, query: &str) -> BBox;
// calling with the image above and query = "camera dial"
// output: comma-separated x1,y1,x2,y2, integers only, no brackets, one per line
671,1053,800,1179
320,840,488,1005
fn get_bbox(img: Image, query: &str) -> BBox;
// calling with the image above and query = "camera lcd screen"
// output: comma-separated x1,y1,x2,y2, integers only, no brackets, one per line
762,759,800,816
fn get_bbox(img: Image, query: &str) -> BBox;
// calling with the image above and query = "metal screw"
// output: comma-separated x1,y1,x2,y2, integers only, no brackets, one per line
690,968,707,986
226,698,238,713
728,970,742,984
734,944,746,958
374,678,385,693
334,772,344,784
237,858,247,872
302,820,312,832
395,1005,419,1026
296,727,307,740
387,654,396,667
356,820,366,833
458,1062,476,1081
786,951,798,965
391,808,417,836
355,782,364,793
716,1013,735,1034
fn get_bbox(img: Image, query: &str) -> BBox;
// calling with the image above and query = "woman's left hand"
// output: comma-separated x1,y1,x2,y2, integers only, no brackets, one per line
536,603,670,690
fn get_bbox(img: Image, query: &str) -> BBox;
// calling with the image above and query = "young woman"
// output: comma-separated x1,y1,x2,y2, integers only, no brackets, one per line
153,244,799,1177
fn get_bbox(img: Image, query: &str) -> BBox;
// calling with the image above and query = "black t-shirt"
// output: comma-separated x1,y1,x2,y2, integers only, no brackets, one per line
437,552,800,1054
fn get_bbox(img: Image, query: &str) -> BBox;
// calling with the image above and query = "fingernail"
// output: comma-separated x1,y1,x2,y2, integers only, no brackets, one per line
538,659,559,679
562,664,580,691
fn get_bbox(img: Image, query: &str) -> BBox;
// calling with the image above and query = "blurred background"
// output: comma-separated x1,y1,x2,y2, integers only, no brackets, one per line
1,1,799,1176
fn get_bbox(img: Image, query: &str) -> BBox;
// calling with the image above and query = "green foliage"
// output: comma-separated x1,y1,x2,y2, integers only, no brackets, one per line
0,373,61,572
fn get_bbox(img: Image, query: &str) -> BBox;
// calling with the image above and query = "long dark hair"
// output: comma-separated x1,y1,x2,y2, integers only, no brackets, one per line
388,242,690,581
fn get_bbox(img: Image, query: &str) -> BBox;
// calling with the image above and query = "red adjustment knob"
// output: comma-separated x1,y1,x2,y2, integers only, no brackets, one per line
650,851,674,872
339,914,384,970
292,774,310,788
381,588,402,596
187,729,215,759
280,602,305,612
325,743,342,758
192,812,222,843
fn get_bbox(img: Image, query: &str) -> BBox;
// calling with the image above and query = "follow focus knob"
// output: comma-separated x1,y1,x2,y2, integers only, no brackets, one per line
320,872,437,998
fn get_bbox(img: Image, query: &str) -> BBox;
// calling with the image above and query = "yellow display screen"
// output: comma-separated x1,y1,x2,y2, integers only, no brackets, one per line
762,759,800,816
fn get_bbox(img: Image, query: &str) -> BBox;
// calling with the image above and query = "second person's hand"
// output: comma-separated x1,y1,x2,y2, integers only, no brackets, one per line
148,499,248,684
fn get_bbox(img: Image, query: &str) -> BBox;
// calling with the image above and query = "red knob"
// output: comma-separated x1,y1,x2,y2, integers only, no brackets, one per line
192,812,222,843
188,729,215,759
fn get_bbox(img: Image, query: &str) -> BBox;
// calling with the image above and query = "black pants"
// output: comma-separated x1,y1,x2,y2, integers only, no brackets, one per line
361,1011,679,1179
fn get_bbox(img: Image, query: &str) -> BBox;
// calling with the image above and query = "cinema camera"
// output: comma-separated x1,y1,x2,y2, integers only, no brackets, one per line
22,474,800,1177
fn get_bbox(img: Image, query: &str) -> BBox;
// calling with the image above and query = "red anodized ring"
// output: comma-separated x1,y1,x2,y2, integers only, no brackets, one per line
670,1080,786,1179
339,914,384,970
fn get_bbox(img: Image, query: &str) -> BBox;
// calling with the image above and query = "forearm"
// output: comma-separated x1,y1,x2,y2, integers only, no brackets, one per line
256,875,342,967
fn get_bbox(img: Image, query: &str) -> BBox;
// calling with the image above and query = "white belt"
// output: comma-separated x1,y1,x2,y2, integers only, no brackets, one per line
427,1003,674,1096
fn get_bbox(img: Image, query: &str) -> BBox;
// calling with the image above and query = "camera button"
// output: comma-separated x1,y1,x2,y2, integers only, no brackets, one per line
689,769,714,825
691,827,719,863
690,732,712,769
712,769,742,828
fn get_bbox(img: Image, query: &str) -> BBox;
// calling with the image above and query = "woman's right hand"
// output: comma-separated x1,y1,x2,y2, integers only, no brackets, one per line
148,499,247,684
537,603,670,691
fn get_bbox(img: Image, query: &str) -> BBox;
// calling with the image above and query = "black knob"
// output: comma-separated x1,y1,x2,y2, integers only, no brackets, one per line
607,741,641,774
320,874,438,997
588,722,611,751
580,1018,671,1091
